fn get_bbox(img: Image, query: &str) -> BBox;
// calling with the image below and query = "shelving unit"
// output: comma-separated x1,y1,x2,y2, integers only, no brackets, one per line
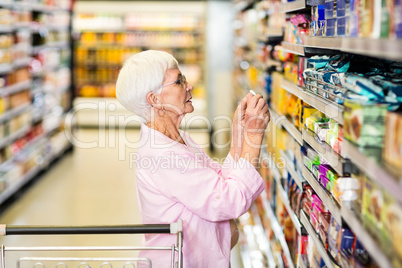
304,36,402,61
279,0,306,13
302,166,342,223
281,79,304,99
342,139,402,204
236,0,402,266
261,193,296,268
0,0,73,206
282,42,305,56
300,211,337,268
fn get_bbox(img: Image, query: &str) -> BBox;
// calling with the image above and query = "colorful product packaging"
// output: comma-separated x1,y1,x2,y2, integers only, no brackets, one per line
325,0,336,18
325,18,337,36
382,111,402,172
343,100,387,148
337,16,348,35
381,193,402,266
328,215,341,260
362,176,384,239
348,0,360,36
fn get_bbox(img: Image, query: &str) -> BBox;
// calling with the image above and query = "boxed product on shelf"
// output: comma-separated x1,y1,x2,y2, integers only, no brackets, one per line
382,111,402,171
362,175,385,239
343,100,387,148
381,193,402,267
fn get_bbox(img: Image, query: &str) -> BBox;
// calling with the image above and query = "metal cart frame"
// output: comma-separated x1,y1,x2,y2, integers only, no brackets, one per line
0,220,183,268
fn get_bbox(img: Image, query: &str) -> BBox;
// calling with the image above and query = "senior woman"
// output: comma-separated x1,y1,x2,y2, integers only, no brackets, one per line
116,50,270,267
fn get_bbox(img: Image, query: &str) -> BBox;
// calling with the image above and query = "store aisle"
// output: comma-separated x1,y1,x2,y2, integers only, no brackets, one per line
0,128,243,267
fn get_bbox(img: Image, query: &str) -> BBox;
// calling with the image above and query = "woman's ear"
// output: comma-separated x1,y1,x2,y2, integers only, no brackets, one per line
146,92,161,108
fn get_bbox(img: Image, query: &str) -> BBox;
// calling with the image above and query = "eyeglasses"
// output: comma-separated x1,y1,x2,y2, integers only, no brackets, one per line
161,75,187,89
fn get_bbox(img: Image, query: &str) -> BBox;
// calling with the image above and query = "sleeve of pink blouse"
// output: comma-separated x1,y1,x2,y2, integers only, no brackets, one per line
148,151,264,222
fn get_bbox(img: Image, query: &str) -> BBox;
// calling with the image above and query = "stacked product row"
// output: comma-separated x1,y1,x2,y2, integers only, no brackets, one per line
0,0,72,205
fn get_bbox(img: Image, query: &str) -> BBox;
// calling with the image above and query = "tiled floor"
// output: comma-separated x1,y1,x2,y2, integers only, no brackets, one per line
0,128,243,267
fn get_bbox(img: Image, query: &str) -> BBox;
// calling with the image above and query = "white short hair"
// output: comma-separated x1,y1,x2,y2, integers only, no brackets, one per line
116,50,178,123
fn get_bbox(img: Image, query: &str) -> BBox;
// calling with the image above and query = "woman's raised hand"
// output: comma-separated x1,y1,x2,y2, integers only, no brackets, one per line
243,94,270,137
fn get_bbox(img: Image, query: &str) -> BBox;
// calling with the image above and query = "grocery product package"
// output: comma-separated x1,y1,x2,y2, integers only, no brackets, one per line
343,100,387,147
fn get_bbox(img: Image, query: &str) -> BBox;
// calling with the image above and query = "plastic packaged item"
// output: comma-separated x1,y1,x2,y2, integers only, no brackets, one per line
310,212,320,232
320,175,330,189
328,215,341,260
343,100,388,147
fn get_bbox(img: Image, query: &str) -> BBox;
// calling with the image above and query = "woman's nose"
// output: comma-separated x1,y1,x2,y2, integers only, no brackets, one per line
186,83,194,92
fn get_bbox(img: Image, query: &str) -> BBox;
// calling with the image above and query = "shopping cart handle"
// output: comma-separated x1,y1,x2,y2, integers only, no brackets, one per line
0,223,174,236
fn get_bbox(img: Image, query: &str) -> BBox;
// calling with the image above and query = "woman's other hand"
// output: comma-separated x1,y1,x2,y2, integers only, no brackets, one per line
240,94,270,168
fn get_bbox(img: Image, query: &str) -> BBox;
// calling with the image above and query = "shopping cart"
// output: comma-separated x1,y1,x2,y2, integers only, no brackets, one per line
0,220,183,268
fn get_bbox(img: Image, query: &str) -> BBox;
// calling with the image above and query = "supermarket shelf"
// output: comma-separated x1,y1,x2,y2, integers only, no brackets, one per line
271,109,303,145
300,211,337,268
0,125,31,150
250,204,277,268
277,183,302,235
302,128,343,175
281,79,304,100
266,27,283,37
0,142,72,206
282,42,305,56
0,64,13,74
304,36,342,50
261,193,295,268
0,164,42,205
0,25,13,33
301,90,344,125
280,150,305,189
302,166,342,224
341,37,402,61
303,36,402,61
0,80,31,96
280,0,306,13
13,57,32,69
341,206,392,268
342,139,402,204
32,41,69,54
0,103,31,123
0,132,47,172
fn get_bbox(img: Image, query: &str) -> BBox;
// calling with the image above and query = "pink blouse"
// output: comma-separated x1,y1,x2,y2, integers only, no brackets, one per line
135,124,264,267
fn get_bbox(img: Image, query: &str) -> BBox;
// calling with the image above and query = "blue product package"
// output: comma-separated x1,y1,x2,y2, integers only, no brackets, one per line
325,0,335,18
337,0,346,17
395,0,402,38
318,4,326,20
348,0,359,36
337,16,347,36
339,229,355,259
325,18,336,36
